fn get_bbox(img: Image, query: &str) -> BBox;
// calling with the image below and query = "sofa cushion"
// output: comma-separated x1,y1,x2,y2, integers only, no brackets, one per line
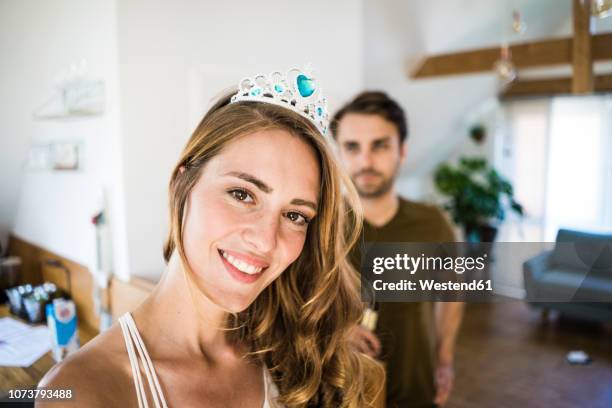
536,268,612,302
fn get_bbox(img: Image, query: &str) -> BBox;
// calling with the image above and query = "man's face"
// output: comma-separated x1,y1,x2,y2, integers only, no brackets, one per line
335,113,406,198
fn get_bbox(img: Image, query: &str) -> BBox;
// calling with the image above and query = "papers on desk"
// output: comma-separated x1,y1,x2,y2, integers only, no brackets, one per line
0,317,51,367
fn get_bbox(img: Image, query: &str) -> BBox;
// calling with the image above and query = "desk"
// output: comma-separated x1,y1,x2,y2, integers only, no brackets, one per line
0,304,97,397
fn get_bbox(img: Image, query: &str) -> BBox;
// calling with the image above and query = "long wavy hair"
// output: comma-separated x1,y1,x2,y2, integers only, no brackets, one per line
163,95,384,407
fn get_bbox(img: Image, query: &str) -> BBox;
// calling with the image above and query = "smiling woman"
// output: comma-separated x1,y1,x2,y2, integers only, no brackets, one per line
178,127,321,312
37,69,384,408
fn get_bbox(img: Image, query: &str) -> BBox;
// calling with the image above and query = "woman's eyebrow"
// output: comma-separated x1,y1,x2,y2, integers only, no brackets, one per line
291,198,318,212
223,171,318,211
224,171,272,193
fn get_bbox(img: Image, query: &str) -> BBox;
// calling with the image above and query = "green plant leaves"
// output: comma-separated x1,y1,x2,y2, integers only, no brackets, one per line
434,156,524,227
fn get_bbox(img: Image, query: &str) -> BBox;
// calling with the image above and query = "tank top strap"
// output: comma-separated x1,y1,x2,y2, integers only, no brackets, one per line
119,312,169,408
262,366,269,408
262,364,282,408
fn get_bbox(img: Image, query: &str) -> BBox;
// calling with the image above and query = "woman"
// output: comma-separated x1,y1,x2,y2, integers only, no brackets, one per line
39,68,383,407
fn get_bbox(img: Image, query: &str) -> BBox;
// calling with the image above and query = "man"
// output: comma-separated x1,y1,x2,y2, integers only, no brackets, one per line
331,91,464,408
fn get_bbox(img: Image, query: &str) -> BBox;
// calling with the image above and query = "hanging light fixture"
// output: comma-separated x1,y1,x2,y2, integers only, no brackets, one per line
512,10,527,34
494,45,517,85
592,0,612,18
494,2,520,87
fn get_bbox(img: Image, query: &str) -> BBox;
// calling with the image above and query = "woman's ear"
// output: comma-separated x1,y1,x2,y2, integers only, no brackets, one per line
179,166,186,174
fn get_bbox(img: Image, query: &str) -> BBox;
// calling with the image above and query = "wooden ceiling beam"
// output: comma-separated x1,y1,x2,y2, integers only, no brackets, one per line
411,33,612,79
500,74,612,99
572,0,594,93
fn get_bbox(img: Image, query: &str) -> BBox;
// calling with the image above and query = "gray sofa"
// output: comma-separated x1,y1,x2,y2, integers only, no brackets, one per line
523,228,612,322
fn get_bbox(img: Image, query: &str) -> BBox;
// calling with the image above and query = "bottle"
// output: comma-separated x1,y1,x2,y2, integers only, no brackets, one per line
360,303,379,332
45,298,80,362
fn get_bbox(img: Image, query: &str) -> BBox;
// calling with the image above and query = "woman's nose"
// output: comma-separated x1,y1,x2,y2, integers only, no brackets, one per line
242,212,279,254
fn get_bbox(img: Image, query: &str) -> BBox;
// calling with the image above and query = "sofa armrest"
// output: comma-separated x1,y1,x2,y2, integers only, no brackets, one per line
523,250,553,280
523,250,553,301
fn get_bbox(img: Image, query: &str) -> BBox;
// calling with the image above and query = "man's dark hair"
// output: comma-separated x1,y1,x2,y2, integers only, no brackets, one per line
330,91,408,144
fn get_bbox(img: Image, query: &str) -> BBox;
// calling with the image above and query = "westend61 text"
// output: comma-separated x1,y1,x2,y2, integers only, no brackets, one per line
373,279,493,292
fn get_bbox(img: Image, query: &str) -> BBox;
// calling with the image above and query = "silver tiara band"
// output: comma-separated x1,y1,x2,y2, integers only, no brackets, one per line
230,67,329,135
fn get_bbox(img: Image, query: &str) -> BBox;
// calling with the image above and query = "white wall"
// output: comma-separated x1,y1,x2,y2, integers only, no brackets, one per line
4,0,603,281
362,0,571,201
116,0,364,280
0,0,129,280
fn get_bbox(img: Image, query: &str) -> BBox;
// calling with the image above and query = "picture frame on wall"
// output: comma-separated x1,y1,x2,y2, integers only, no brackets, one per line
51,143,79,171
26,142,81,172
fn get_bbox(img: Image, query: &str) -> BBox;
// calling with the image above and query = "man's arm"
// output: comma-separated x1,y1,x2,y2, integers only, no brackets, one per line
433,206,464,365
434,301,464,406
435,301,464,364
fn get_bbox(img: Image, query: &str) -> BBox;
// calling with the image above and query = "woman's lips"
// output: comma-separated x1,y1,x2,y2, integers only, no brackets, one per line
219,248,270,268
218,249,267,284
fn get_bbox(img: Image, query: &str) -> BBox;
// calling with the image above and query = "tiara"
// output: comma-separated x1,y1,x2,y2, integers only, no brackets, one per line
230,67,329,135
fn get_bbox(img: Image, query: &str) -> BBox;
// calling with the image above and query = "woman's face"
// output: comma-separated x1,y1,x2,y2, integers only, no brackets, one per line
182,129,321,312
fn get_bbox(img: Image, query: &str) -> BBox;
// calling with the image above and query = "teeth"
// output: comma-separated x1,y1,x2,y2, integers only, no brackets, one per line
221,250,264,275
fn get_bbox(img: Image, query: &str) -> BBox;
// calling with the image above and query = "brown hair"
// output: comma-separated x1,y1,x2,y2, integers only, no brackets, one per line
330,91,408,144
163,95,384,407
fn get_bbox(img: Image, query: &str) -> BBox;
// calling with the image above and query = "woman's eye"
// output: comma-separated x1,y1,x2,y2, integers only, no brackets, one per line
286,211,311,226
229,189,254,203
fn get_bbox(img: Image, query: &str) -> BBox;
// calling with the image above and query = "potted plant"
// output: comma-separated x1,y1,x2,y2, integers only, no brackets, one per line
434,157,523,242
469,124,487,144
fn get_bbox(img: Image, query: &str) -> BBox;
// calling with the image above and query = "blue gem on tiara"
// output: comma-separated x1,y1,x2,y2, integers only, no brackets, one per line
296,74,315,97
230,67,329,135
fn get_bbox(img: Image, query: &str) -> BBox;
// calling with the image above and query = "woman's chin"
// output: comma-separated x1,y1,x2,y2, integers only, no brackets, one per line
212,292,258,314
224,301,254,314
188,272,260,313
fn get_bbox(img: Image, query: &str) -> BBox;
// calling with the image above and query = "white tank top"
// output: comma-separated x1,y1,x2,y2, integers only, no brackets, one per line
118,312,281,408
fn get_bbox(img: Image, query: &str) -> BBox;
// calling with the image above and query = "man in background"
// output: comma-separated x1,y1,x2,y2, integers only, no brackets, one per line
331,91,464,408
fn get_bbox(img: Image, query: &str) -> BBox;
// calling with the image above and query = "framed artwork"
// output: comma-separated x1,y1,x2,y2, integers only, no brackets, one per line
51,143,79,170
26,142,81,171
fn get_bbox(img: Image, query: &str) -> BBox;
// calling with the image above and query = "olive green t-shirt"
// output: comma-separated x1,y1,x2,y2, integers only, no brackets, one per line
351,198,456,408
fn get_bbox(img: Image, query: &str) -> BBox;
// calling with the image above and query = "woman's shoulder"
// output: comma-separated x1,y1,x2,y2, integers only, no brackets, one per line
36,323,134,407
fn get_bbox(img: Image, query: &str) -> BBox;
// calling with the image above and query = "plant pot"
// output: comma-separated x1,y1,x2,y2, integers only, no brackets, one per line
464,224,498,243
470,125,486,144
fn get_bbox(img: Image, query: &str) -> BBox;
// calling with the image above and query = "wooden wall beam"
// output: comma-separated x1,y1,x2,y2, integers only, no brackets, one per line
500,74,612,99
572,0,594,93
411,33,612,79
593,32,612,59
109,277,155,320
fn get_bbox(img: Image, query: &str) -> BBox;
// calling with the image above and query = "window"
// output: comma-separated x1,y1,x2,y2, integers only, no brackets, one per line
502,96,612,241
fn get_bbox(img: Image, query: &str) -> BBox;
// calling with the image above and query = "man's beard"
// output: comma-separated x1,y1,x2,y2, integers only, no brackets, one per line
351,167,398,198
